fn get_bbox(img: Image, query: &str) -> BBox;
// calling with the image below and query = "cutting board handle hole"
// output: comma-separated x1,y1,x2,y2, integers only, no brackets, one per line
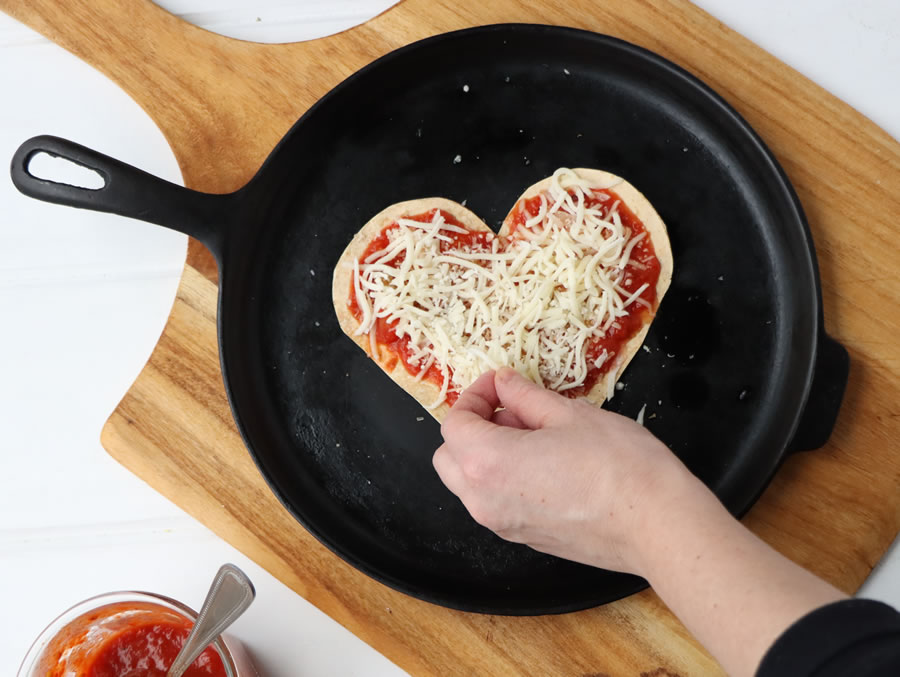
164,2,397,44
27,152,106,190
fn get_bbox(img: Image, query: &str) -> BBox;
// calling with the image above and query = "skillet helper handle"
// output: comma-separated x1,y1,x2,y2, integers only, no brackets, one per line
10,135,229,254
788,333,850,452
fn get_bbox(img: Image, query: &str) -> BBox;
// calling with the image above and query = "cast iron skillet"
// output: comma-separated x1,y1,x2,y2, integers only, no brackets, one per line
11,25,848,614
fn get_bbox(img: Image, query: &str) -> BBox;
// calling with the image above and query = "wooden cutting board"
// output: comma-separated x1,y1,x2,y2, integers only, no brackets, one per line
5,1,900,675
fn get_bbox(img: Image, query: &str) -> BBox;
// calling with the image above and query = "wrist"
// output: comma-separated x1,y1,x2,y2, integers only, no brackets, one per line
629,468,733,581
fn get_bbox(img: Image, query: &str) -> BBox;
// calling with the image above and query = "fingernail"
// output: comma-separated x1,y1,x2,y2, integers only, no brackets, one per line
496,367,517,383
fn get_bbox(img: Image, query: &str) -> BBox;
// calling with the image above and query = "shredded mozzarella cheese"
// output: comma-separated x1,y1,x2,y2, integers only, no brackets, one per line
352,168,654,406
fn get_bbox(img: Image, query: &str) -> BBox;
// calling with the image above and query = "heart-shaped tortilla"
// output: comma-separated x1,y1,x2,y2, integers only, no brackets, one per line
332,168,673,422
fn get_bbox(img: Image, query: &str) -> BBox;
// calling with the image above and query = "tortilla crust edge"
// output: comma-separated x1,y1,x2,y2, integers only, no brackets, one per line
333,170,674,421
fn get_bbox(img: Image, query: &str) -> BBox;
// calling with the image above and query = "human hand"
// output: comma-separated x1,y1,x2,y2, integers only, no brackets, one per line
433,367,703,575
436,368,851,677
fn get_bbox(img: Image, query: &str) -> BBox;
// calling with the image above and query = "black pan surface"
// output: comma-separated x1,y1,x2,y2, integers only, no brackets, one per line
12,25,848,614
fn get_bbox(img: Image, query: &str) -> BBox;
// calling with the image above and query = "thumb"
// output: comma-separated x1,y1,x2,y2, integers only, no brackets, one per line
494,367,574,429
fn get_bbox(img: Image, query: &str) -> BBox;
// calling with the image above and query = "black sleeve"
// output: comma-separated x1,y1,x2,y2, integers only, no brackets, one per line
756,599,900,677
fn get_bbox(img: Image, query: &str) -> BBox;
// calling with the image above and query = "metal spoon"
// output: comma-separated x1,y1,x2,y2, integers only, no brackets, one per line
167,563,256,677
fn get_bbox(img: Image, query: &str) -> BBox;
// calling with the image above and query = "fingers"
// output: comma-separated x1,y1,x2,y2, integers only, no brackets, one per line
491,408,528,430
432,443,465,498
494,367,573,429
440,370,502,446
436,371,527,503
442,370,498,425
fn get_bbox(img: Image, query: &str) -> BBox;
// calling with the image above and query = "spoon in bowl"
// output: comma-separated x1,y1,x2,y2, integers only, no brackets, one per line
166,563,256,677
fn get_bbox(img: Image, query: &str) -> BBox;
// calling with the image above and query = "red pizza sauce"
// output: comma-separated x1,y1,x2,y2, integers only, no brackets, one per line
349,189,661,402
38,602,228,677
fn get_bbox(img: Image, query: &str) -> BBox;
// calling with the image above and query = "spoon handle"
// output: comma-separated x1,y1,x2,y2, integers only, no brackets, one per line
167,564,256,677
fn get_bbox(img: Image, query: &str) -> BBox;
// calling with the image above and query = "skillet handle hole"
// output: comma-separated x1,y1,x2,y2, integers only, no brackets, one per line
26,151,106,191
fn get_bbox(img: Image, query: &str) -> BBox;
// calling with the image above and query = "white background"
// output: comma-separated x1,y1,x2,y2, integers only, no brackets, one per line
1,1,898,675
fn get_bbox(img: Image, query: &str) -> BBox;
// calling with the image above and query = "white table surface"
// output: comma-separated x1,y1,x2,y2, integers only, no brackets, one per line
1,1,898,674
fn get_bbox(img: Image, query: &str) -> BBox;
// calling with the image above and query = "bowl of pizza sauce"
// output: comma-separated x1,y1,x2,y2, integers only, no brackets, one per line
17,591,257,677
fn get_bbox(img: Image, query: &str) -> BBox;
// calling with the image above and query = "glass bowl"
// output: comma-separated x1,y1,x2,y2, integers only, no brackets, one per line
17,590,258,676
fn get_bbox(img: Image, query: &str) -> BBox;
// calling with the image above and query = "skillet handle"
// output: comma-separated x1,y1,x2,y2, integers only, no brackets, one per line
788,333,850,453
10,135,230,257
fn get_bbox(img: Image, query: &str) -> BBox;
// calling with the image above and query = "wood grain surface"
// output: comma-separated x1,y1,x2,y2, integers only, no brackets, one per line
3,0,900,675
